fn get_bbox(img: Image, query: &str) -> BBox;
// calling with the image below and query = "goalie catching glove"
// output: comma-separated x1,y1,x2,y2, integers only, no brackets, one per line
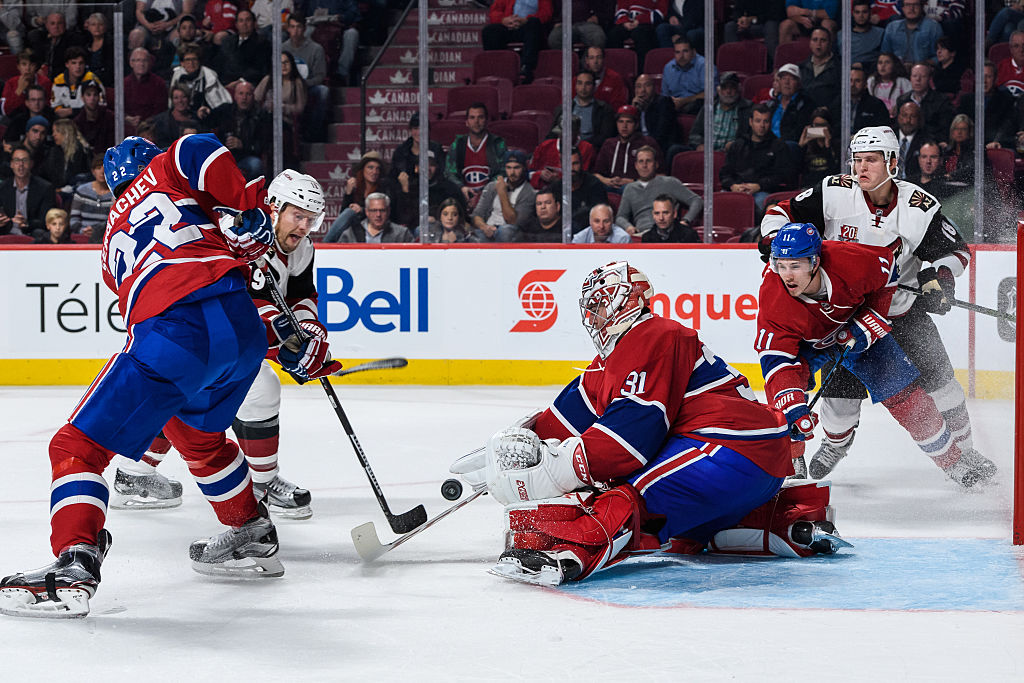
270,315,342,383
916,266,955,315
835,307,890,354
219,207,275,261
485,427,593,506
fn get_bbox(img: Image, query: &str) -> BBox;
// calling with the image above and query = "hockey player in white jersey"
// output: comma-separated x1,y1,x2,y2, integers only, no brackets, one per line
110,170,338,517
759,126,996,486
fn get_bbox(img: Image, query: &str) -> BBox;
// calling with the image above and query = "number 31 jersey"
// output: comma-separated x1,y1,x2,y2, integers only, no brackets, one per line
101,133,267,327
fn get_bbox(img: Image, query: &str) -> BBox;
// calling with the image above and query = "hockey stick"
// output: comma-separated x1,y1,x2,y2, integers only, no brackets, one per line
808,344,851,411
332,357,408,377
897,284,1015,322
254,256,427,534
351,489,487,562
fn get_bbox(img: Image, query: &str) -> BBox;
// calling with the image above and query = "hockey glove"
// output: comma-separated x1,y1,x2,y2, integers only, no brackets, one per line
917,266,955,315
485,428,592,505
835,308,891,354
757,232,775,264
220,207,274,261
774,390,818,441
270,314,342,383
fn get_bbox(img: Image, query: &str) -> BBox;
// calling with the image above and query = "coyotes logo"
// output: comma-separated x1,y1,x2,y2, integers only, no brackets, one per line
827,174,854,188
908,190,936,212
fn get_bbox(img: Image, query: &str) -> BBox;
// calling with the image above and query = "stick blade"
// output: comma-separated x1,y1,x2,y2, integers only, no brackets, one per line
388,504,428,534
351,522,389,562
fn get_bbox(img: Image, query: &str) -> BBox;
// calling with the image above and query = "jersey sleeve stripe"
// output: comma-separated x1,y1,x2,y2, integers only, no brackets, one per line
613,394,670,429
549,376,598,435
197,146,230,192
591,399,671,462
691,424,790,440
548,403,582,437
761,355,801,384
591,422,648,467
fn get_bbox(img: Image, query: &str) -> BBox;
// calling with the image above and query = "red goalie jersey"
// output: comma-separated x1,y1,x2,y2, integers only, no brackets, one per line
532,315,792,481
101,134,267,327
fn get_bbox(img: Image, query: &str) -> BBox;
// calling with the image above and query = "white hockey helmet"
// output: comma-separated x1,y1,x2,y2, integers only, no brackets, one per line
579,261,654,358
848,125,900,186
267,169,326,232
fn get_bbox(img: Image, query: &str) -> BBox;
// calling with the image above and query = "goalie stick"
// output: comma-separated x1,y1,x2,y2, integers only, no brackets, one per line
254,255,427,534
351,489,487,562
332,357,408,377
898,284,1015,322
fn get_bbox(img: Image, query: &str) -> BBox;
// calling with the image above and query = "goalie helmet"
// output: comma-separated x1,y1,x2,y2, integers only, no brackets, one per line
848,125,900,187
267,170,326,232
104,136,161,194
579,261,653,358
770,223,822,272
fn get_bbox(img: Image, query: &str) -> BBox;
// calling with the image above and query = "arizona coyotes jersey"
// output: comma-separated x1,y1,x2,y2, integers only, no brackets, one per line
761,174,969,316
533,315,792,480
756,241,899,404
248,236,319,354
101,134,266,326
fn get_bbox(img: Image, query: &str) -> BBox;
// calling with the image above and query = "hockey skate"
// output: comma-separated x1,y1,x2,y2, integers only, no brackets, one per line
789,454,808,480
189,503,284,578
110,468,183,509
943,449,998,488
789,520,853,555
252,474,312,520
808,433,854,480
0,530,112,619
489,548,583,587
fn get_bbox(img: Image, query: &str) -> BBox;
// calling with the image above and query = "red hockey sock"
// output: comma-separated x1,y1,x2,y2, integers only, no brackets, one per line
163,417,256,527
881,385,960,468
49,423,115,555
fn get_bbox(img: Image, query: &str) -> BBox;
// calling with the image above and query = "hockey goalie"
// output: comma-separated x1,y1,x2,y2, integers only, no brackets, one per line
452,261,851,587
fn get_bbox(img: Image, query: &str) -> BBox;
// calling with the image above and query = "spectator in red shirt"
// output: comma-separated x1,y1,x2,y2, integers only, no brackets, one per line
482,0,553,84
606,1,666,68
997,30,1024,98
1,49,52,117
583,45,629,110
124,47,168,135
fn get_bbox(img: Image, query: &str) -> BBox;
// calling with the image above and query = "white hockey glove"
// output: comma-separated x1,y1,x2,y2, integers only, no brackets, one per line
484,427,592,506
448,410,543,493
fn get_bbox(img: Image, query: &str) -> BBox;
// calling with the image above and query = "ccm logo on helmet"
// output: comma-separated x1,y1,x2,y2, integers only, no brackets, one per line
511,269,565,333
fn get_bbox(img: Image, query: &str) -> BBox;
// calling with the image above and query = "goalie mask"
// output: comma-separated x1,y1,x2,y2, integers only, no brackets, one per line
267,170,326,233
580,261,653,358
848,126,900,191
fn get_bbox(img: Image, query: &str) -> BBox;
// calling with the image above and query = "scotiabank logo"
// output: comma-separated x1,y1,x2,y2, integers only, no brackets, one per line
510,269,565,332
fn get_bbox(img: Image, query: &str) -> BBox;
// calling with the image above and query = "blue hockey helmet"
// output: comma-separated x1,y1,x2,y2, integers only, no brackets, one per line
104,136,162,194
771,222,821,260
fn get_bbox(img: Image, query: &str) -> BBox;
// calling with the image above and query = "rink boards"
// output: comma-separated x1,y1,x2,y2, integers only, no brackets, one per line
0,244,1015,397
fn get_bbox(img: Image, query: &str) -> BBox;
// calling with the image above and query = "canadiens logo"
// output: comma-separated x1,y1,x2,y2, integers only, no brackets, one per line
511,270,565,332
909,190,936,212
827,174,854,188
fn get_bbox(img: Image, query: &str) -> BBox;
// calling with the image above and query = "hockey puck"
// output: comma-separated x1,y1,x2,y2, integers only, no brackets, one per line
441,478,463,501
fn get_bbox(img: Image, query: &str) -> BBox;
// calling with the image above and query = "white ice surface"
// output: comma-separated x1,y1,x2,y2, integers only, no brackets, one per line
0,385,1022,681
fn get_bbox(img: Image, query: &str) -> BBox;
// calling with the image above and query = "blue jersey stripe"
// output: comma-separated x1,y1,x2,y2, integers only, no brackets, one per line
50,480,110,510
597,398,671,459
686,355,737,396
551,376,598,435
196,458,250,498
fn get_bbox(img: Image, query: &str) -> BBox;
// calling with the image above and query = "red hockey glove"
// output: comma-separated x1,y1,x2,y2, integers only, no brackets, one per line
835,308,891,354
774,390,818,441
917,266,955,315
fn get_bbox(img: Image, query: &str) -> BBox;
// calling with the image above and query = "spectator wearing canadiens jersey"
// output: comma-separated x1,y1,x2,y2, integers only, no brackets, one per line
606,1,666,69
583,46,630,111
443,102,507,210
0,134,294,619
997,31,1024,99
450,261,851,587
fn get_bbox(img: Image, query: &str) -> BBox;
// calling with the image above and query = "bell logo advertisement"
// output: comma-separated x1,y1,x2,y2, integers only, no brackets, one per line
511,269,565,332
318,267,429,333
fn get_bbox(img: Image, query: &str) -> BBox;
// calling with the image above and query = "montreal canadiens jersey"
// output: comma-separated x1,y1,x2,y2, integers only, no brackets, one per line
248,235,319,354
101,133,266,327
756,241,899,403
533,315,792,480
761,174,969,316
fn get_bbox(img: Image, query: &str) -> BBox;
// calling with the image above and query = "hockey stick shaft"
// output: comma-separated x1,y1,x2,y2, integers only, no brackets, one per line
253,257,427,534
808,344,851,412
332,357,408,377
351,489,487,562
897,284,1015,322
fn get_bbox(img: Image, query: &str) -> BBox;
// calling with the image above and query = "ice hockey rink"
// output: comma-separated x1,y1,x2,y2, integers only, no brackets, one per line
0,383,1021,681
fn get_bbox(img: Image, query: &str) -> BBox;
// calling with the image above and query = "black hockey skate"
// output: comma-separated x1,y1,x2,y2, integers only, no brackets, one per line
789,520,853,555
252,474,312,520
111,468,183,509
489,548,583,586
943,449,998,488
0,529,112,618
189,503,284,578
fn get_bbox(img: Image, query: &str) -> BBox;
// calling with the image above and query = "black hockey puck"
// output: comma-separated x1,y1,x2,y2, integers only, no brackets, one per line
441,478,463,501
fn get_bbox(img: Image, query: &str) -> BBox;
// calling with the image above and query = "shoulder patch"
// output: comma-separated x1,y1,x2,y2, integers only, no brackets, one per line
909,190,937,212
827,174,853,188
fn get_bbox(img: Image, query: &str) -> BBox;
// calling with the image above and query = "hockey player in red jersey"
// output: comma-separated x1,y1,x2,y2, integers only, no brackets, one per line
0,135,321,618
451,261,851,586
759,126,990,482
756,223,995,487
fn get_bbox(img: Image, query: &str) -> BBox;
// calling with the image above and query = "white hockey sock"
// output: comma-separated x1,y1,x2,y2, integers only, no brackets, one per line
819,397,861,445
118,453,160,475
929,379,973,451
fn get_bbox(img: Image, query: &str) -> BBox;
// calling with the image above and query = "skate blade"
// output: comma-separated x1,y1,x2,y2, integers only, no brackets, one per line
815,531,854,552
267,504,312,520
487,558,564,587
191,555,284,579
109,493,183,510
0,587,90,619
